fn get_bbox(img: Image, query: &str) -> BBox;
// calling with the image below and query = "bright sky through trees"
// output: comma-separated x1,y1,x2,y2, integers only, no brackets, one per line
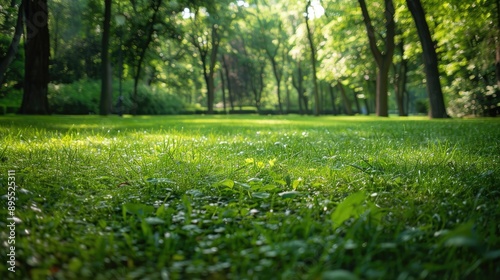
308,0,325,18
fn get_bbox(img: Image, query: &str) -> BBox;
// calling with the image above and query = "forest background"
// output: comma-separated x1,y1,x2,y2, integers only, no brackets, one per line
0,0,499,118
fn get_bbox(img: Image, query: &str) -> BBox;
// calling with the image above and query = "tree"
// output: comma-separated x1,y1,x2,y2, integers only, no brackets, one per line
99,0,112,115
393,35,409,116
358,0,396,117
495,0,500,94
406,0,448,118
185,5,227,114
19,0,50,114
127,0,164,115
305,0,320,116
0,0,23,86
253,8,285,114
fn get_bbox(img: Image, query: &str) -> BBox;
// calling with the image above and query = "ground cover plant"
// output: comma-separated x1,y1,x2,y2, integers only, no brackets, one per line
0,115,499,279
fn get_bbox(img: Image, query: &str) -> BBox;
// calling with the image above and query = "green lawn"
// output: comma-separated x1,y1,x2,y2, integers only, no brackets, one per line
1,115,499,279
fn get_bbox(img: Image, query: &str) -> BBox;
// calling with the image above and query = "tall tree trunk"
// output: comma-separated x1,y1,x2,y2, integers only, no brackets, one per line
222,56,234,111
406,0,448,118
99,0,112,115
394,41,408,116
337,82,353,115
353,91,361,114
206,24,220,115
0,1,24,86
285,78,291,113
495,0,500,89
292,61,305,115
131,0,162,115
358,0,395,117
305,0,320,116
19,0,50,114
219,68,227,112
251,64,264,111
328,84,338,115
269,58,283,114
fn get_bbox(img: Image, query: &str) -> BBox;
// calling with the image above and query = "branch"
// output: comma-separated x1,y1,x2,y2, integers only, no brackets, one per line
358,0,382,65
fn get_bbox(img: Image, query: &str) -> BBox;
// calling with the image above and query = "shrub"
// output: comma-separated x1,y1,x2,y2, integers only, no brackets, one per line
48,80,101,114
48,80,185,115
0,88,22,112
132,84,185,115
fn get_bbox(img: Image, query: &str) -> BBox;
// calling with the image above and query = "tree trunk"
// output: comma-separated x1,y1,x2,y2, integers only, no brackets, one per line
292,61,305,115
353,91,361,114
19,0,50,114
306,0,320,116
337,82,353,115
99,0,112,115
285,78,291,113
329,84,338,115
222,56,234,111
251,64,264,111
495,0,500,89
131,0,162,115
269,58,283,114
219,68,227,112
0,1,24,86
375,62,391,116
206,24,220,115
394,42,408,116
358,0,395,117
406,0,448,118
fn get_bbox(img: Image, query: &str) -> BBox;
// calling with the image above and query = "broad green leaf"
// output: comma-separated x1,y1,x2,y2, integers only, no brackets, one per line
292,179,301,190
235,181,251,190
123,203,155,218
217,178,234,189
331,191,367,229
261,184,278,191
439,222,479,248
147,178,175,184
275,179,287,186
144,217,165,225
278,191,302,199
156,205,166,216
322,269,359,280
252,192,270,199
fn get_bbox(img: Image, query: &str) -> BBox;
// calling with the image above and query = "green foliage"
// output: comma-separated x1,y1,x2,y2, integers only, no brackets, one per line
0,32,24,87
0,87,22,109
47,80,186,115
447,79,500,117
0,115,499,278
48,80,101,114
133,84,186,115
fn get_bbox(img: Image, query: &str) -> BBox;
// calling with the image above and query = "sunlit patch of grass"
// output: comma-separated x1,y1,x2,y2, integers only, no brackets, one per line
0,115,499,279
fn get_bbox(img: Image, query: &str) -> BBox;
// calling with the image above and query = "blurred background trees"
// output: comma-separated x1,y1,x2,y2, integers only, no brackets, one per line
0,0,498,117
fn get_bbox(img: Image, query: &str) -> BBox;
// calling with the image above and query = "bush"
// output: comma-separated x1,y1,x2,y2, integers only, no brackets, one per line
445,76,500,117
133,84,185,115
415,99,429,115
447,84,500,118
48,80,185,115
48,80,100,114
0,88,22,112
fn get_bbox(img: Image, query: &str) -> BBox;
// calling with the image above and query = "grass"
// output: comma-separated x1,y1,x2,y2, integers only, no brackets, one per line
0,114,499,279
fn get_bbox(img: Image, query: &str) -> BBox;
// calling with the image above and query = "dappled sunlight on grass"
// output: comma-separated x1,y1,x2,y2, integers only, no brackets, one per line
0,115,499,278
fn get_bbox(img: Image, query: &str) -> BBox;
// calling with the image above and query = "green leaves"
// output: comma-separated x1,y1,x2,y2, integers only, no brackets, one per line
278,191,302,199
122,203,155,219
331,191,381,229
216,178,235,189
